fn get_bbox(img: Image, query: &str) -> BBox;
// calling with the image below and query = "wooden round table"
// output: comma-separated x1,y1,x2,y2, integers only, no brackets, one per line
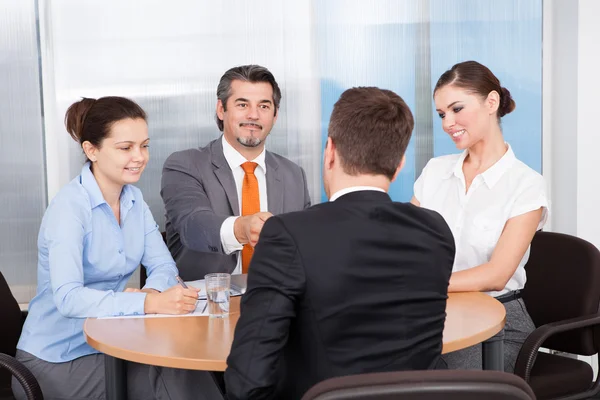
86,292,505,370
443,292,506,353
85,292,505,400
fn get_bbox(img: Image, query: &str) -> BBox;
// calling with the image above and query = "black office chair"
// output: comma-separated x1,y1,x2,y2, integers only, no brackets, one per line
0,271,43,399
140,265,147,289
0,355,43,400
301,370,536,400
515,231,600,399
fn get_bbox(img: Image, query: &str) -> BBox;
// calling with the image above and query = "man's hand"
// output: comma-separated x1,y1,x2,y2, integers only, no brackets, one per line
234,212,273,247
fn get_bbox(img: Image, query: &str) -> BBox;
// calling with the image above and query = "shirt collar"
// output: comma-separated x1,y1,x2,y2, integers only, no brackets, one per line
80,162,135,210
445,143,516,189
480,144,516,188
329,186,386,202
221,135,266,173
80,162,106,208
120,183,136,213
447,150,469,180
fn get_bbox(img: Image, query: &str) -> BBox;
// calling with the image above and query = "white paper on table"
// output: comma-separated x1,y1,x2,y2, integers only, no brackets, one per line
98,300,209,319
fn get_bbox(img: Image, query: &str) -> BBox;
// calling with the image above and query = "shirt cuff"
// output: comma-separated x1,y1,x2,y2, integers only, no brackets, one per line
119,292,147,316
143,274,177,293
509,197,550,230
220,216,243,254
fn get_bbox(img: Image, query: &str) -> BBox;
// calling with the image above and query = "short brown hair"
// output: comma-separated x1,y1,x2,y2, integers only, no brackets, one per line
328,87,414,180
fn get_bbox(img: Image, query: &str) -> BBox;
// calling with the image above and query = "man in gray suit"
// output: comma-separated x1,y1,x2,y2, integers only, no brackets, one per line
161,65,311,280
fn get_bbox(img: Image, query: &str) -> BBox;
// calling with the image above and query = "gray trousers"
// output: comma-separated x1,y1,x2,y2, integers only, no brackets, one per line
442,297,535,372
12,350,224,400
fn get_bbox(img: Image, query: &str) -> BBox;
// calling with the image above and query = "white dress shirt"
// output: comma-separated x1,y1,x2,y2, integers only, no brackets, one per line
414,144,549,296
329,186,386,202
219,136,268,275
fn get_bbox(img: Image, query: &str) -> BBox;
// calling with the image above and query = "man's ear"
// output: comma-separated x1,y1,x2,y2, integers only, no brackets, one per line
324,137,335,170
216,99,225,121
391,155,406,182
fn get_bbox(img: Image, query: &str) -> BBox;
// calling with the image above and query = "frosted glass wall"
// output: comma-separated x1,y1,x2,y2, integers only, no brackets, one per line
0,0,47,302
2,0,542,301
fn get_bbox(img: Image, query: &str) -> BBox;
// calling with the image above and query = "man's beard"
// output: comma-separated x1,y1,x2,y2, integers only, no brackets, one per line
237,136,263,147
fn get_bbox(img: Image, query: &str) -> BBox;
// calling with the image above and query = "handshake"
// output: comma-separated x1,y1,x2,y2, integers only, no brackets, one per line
233,211,274,247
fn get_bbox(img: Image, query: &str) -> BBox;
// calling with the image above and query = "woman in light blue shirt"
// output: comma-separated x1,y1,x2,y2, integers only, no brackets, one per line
13,97,222,400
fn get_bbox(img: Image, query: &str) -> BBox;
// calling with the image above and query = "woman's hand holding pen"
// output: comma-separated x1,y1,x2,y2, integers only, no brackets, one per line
143,283,200,314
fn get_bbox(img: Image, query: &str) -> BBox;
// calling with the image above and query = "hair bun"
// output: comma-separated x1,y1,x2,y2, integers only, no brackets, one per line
498,87,516,117
64,97,96,143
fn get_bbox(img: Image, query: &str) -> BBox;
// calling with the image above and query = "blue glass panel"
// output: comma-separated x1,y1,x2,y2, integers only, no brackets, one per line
316,0,542,202
429,0,543,171
315,1,419,202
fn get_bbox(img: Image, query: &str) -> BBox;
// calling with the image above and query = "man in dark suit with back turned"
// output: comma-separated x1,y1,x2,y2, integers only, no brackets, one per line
161,65,311,280
224,87,456,399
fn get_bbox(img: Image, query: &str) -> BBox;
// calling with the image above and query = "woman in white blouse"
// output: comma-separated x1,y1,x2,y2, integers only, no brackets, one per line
411,61,549,372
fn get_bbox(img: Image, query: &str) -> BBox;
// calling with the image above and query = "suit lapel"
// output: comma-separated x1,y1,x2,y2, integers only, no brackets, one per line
266,151,283,215
211,139,240,216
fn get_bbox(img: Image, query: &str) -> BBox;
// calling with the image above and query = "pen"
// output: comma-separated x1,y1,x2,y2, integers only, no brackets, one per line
177,276,204,313
175,275,188,289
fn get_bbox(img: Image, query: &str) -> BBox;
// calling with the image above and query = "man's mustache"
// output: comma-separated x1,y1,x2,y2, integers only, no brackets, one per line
239,122,263,129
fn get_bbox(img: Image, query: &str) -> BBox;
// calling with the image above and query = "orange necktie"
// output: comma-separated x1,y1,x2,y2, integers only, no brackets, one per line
241,162,260,273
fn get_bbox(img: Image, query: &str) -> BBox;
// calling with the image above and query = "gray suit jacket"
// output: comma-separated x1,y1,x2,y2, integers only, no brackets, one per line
161,137,311,280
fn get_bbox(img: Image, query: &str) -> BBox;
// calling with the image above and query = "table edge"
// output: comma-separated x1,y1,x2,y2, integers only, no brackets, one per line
84,293,506,368
83,319,228,371
441,293,507,354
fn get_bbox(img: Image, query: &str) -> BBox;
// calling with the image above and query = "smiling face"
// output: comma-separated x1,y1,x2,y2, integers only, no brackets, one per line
83,118,149,190
434,84,499,150
216,79,278,153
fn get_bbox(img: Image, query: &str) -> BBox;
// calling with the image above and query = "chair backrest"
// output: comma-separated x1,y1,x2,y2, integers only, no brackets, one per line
0,271,25,392
301,370,536,400
522,231,600,355
140,231,168,288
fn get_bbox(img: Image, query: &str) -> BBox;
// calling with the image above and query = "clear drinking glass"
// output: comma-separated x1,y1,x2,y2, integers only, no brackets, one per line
204,273,230,318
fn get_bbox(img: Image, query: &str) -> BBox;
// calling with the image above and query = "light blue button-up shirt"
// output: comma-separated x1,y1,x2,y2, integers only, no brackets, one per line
17,163,179,362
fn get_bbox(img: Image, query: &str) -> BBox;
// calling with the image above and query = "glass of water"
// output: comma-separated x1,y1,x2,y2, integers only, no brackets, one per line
204,273,231,318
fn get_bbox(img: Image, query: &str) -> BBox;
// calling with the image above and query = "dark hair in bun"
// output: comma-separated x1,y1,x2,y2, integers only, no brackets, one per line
434,61,515,119
498,87,515,117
